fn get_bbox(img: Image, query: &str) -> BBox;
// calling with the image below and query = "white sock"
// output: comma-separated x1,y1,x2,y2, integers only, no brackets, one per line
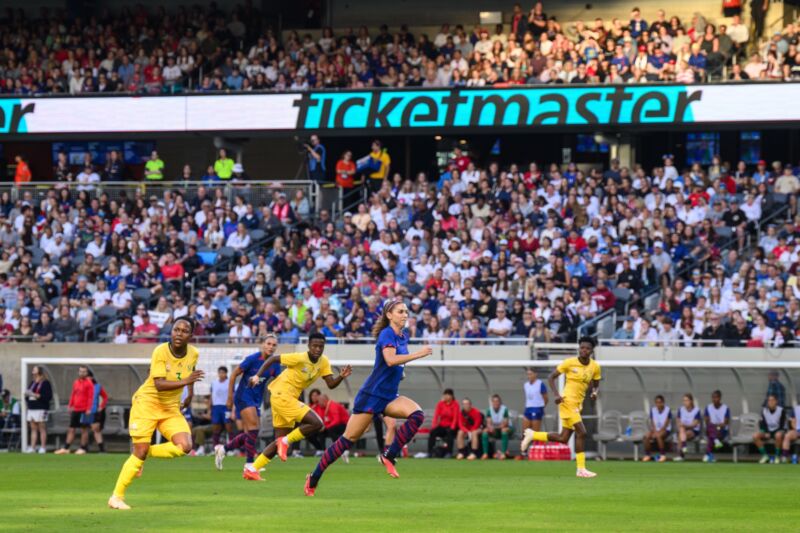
280,436,289,445
244,463,256,472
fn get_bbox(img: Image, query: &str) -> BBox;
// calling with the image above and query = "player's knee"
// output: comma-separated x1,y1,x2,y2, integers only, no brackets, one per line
310,418,324,433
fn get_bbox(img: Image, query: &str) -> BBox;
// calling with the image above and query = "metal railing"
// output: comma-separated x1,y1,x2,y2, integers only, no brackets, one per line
4,180,320,214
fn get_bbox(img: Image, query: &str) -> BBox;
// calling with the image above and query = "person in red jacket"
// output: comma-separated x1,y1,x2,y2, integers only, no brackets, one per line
55,366,94,455
427,388,458,458
308,391,350,453
455,398,484,460
591,279,617,312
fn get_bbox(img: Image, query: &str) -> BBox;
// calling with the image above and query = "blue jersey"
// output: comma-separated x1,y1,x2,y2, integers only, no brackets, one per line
234,352,282,404
358,326,408,400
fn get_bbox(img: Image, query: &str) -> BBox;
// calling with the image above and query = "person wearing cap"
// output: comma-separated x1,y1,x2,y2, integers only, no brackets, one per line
144,150,164,181
213,148,235,180
650,241,672,278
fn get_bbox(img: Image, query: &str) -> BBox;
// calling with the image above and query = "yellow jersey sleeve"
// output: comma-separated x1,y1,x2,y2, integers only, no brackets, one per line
150,345,168,380
318,355,333,378
556,359,572,375
592,361,602,381
280,352,306,368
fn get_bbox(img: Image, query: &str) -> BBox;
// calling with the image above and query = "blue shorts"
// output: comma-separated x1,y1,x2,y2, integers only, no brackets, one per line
352,390,396,415
234,398,261,420
211,405,231,425
182,408,192,423
524,407,544,421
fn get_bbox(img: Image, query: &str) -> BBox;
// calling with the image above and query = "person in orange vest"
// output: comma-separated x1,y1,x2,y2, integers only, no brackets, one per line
14,155,32,185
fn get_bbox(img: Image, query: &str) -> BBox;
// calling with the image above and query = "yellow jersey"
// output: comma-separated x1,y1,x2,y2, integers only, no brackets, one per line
368,149,391,180
556,356,601,407
134,342,199,408
268,351,333,399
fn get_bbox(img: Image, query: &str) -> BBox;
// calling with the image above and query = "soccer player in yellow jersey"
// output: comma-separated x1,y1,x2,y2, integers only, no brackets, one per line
108,317,204,510
239,333,351,480
520,336,601,478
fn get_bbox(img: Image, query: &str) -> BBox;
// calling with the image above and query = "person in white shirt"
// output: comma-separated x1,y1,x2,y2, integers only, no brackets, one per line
727,14,749,48
674,393,703,461
750,313,774,345
110,280,132,311
522,368,548,435
487,307,513,338
657,317,681,344
76,165,100,192
315,244,338,272
209,366,233,448
740,194,762,223
636,318,659,346
92,279,112,309
225,223,251,251
643,395,672,462
85,233,105,258
228,316,253,343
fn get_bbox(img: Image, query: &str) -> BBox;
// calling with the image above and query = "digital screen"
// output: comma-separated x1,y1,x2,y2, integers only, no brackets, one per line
686,132,719,165
576,134,609,153
739,131,761,165
52,141,155,165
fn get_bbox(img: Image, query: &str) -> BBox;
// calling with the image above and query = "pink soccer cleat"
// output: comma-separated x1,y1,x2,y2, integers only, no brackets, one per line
378,454,400,478
277,438,289,462
576,468,597,478
304,474,316,497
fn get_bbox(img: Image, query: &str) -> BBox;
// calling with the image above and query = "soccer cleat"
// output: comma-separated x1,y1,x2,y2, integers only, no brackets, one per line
703,454,716,463
23,446,34,454
304,474,316,497
343,450,350,464
54,448,70,455
673,456,685,462
713,438,723,450
657,455,667,463
378,454,400,478
480,453,489,460
780,456,789,464
467,453,477,461
456,453,465,460
108,495,131,510
74,448,87,455
759,455,770,464
277,438,289,462
37,447,46,454
214,444,225,470
520,428,535,452
576,468,597,478
642,455,652,462
242,468,265,482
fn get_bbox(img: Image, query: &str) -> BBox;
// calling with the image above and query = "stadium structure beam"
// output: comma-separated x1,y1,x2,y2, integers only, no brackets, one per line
473,366,492,405
779,369,797,407
730,368,748,414
679,367,696,403
426,367,443,392
631,368,649,412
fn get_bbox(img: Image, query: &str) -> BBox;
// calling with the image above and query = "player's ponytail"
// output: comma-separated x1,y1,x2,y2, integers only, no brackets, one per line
372,298,403,338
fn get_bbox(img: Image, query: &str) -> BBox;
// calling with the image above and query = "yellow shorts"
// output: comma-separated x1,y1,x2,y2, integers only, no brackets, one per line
270,390,311,429
128,396,190,444
559,402,583,430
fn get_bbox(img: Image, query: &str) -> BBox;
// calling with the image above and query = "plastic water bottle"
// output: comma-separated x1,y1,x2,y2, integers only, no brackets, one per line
625,426,632,437
792,454,798,465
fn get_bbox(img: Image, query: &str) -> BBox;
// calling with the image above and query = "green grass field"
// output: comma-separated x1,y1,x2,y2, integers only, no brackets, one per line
0,454,797,532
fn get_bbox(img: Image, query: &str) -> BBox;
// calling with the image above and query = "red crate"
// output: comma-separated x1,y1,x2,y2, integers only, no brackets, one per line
528,442,571,461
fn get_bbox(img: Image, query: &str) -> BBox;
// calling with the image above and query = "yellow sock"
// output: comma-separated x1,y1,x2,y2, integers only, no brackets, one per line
533,431,548,442
576,452,586,470
253,453,270,470
147,442,185,458
286,428,305,444
113,455,144,498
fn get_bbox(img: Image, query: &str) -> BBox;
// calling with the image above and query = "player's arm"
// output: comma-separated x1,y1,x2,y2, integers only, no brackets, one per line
542,390,549,407
322,365,352,389
548,369,563,404
182,382,195,410
152,371,204,391
250,354,282,386
383,345,433,367
227,365,242,408
589,379,600,401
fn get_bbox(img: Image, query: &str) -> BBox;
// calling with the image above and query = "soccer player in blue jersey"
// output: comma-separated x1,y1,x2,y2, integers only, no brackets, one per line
304,298,432,496
214,334,282,480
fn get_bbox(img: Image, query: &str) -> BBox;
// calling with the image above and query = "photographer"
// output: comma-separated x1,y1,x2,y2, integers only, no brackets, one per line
305,134,327,182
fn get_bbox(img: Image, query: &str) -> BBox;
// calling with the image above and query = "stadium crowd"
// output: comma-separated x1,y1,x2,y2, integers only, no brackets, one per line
0,135,799,348
2,2,800,95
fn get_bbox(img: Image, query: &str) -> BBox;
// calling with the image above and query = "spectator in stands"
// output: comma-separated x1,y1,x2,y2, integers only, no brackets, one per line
54,366,93,455
764,371,786,407
753,394,786,463
53,305,80,342
305,135,327,183
23,365,52,454
214,149,235,181
133,310,160,343
703,390,730,462
144,150,165,181
228,315,253,344
643,395,673,462
455,397,483,460
308,393,350,452
482,394,513,460
428,388,458,458
364,140,391,193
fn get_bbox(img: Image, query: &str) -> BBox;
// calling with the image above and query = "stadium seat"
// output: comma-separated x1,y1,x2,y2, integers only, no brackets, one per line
620,411,648,461
730,413,760,463
612,288,631,314
132,288,152,303
97,306,119,321
592,410,622,461
103,405,127,436
249,229,266,242
47,410,71,449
